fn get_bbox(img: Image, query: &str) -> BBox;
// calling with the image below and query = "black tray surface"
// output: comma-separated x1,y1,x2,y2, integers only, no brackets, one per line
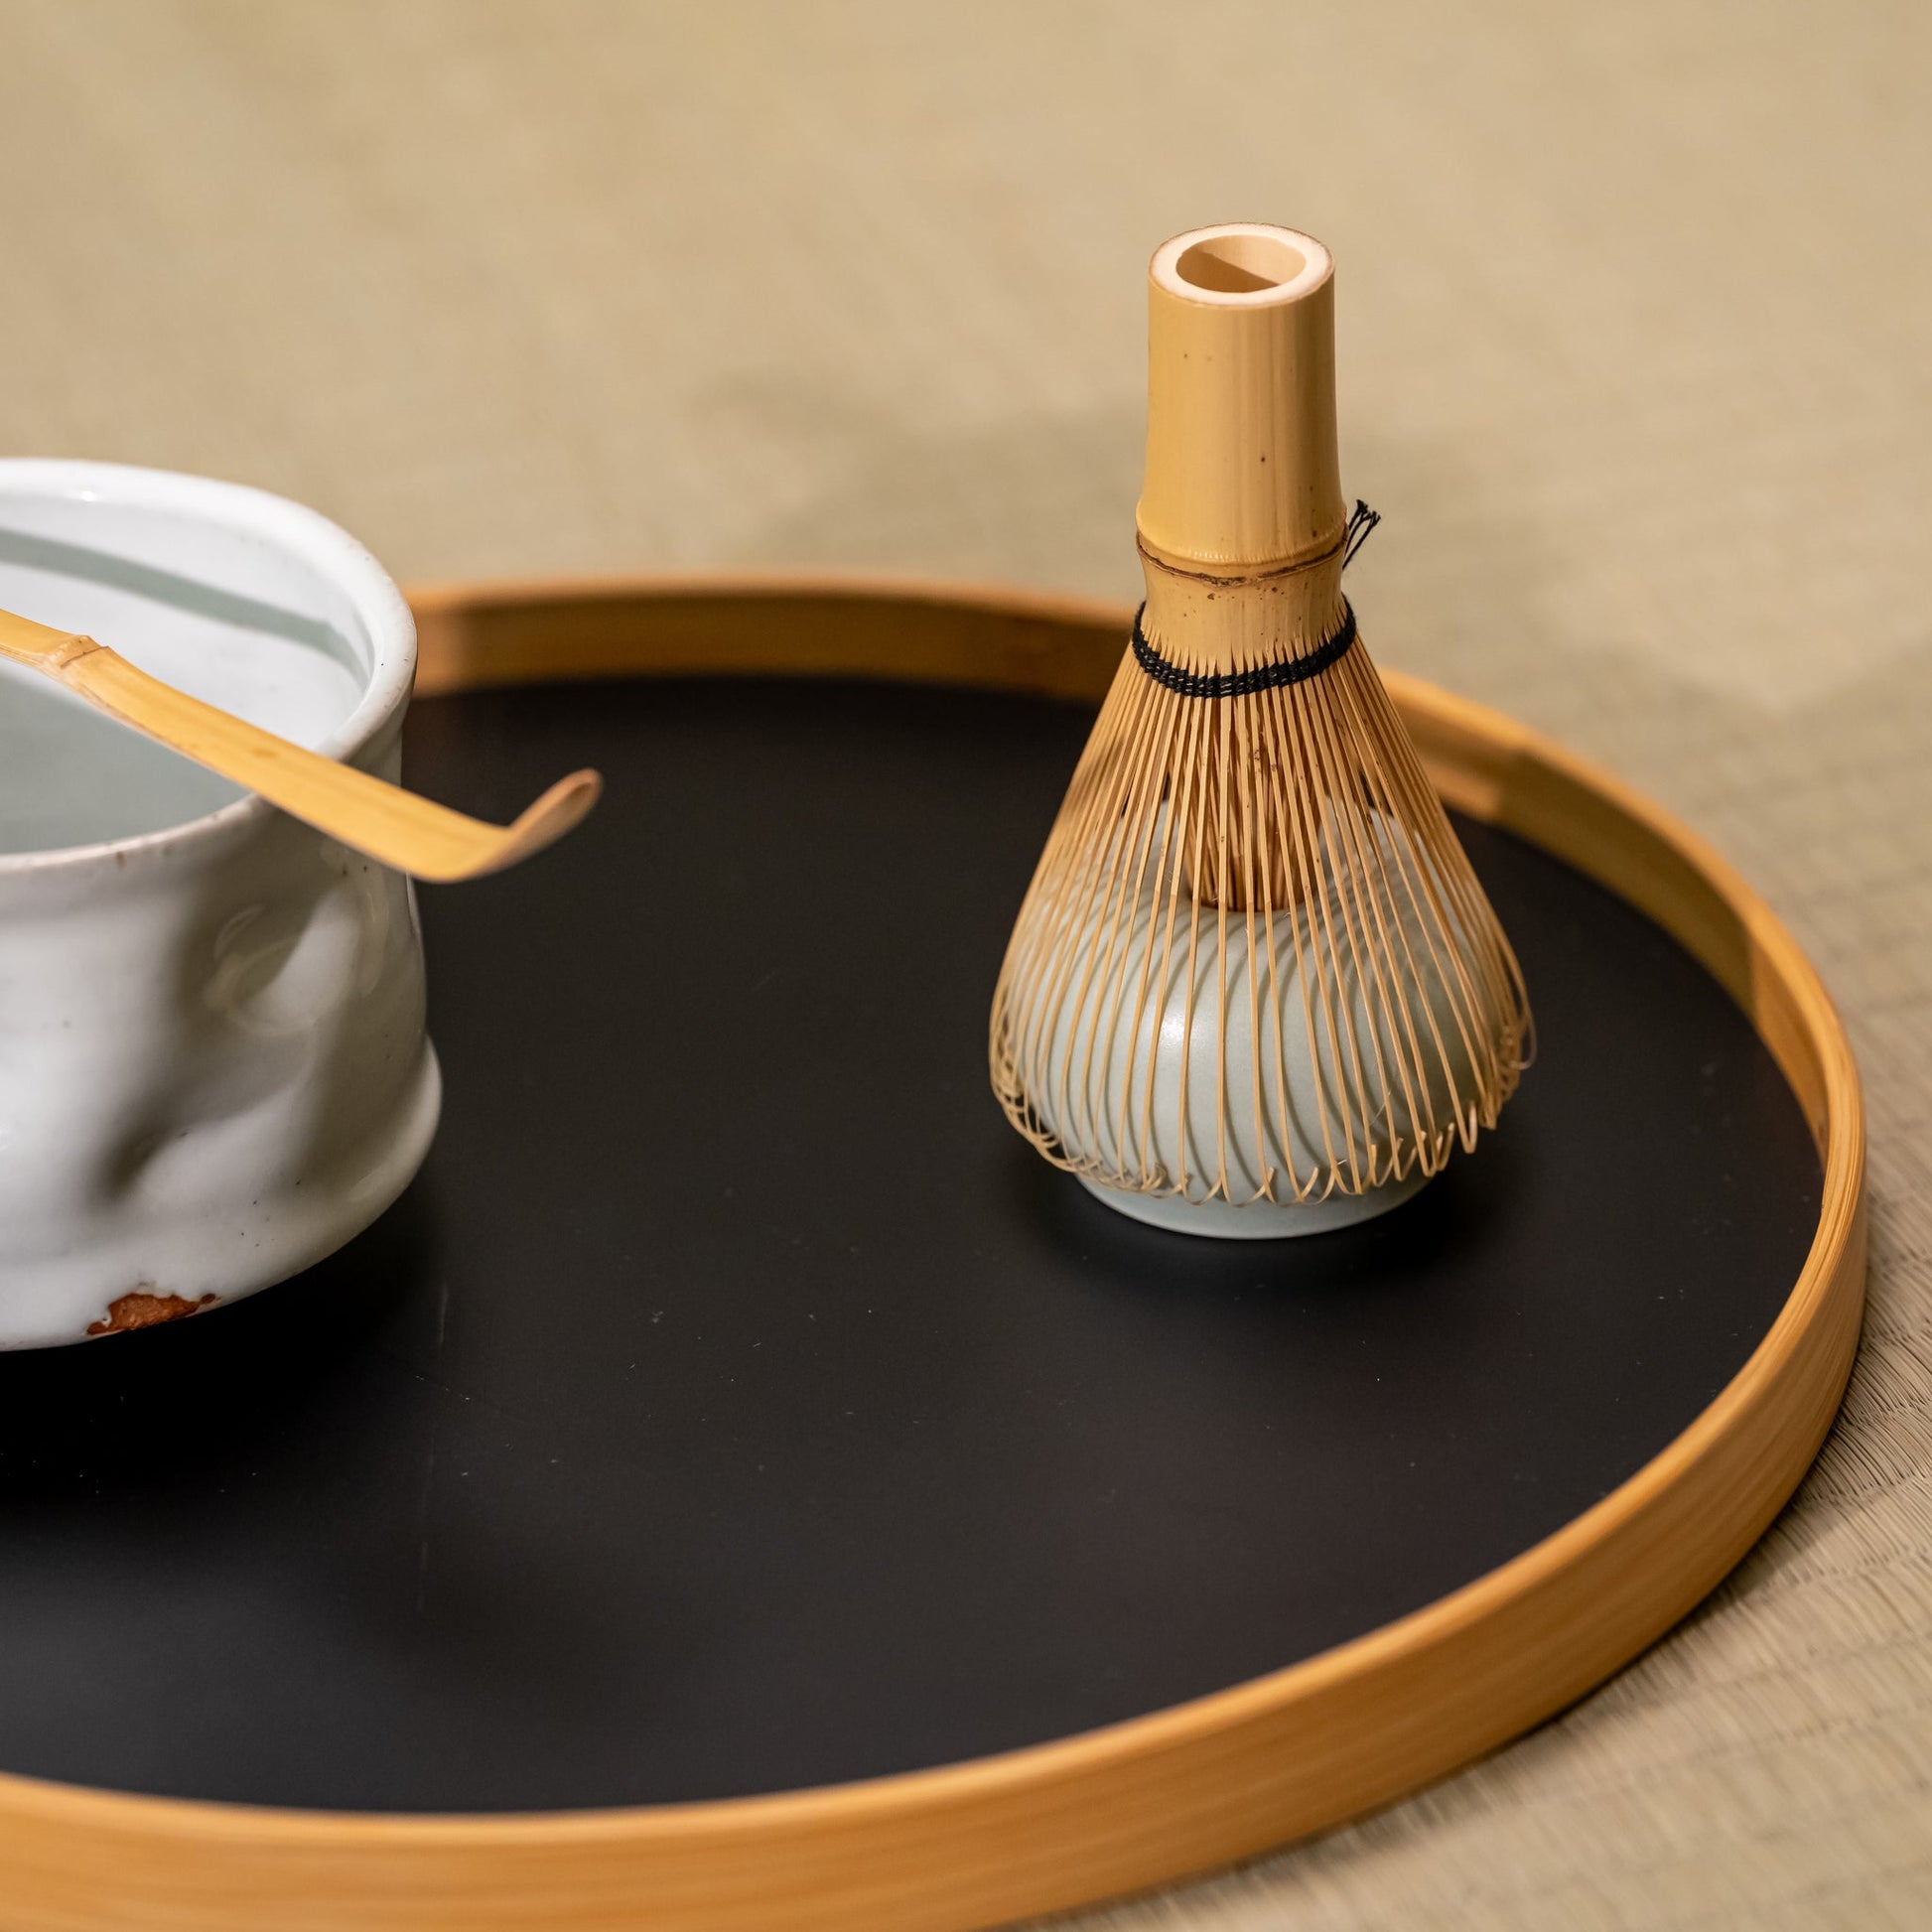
0,678,1820,1813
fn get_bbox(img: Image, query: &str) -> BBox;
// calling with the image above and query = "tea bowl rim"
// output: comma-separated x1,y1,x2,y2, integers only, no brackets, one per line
0,458,414,879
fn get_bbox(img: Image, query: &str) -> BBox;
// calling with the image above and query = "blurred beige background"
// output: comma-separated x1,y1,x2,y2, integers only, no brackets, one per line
3,2,1928,1924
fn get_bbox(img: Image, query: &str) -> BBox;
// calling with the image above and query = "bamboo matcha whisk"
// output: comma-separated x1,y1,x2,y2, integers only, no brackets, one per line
990,222,1531,1237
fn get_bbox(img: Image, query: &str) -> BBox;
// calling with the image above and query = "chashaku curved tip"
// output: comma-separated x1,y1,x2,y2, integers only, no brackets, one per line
449,767,606,882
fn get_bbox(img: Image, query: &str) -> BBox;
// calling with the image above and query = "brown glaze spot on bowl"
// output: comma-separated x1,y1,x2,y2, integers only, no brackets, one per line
85,1290,218,1337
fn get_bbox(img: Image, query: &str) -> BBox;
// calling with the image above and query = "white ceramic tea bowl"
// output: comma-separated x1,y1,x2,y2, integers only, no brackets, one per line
0,461,439,1348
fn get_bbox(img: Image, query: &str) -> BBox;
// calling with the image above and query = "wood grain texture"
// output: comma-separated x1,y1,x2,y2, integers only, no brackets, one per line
0,578,1863,1932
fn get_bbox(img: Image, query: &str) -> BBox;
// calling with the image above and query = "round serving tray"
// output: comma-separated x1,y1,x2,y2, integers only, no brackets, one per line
0,578,1864,1931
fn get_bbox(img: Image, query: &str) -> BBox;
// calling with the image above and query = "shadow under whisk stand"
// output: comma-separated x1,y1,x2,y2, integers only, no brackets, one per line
990,223,1532,1237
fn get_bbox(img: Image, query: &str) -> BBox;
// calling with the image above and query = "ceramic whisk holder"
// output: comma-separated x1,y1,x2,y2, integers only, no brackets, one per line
1030,815,1471,1238
0,462,439,1348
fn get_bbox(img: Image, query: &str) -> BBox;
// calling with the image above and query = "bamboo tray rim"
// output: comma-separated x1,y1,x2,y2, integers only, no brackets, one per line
0,572,1865,1932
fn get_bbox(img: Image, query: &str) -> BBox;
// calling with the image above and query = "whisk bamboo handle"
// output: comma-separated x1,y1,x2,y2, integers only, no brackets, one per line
1138,223,1346,572
0,607,601,882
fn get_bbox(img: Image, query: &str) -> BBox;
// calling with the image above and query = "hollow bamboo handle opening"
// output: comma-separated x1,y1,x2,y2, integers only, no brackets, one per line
1136,223,1346,572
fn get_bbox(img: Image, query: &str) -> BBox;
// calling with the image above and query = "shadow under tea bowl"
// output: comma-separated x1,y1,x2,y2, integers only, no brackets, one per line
0,461,439,1349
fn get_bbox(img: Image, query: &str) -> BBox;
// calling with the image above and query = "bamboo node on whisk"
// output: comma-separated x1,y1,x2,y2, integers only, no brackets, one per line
1128,502,1377,697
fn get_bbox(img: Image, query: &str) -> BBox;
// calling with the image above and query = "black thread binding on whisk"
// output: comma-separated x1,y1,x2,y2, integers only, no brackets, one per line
1131,500,1380,699
1132,599,1357,698
1341,497,1381,568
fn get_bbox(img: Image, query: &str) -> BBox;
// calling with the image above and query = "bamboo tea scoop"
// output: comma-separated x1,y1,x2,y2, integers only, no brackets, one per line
0,606,600,881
